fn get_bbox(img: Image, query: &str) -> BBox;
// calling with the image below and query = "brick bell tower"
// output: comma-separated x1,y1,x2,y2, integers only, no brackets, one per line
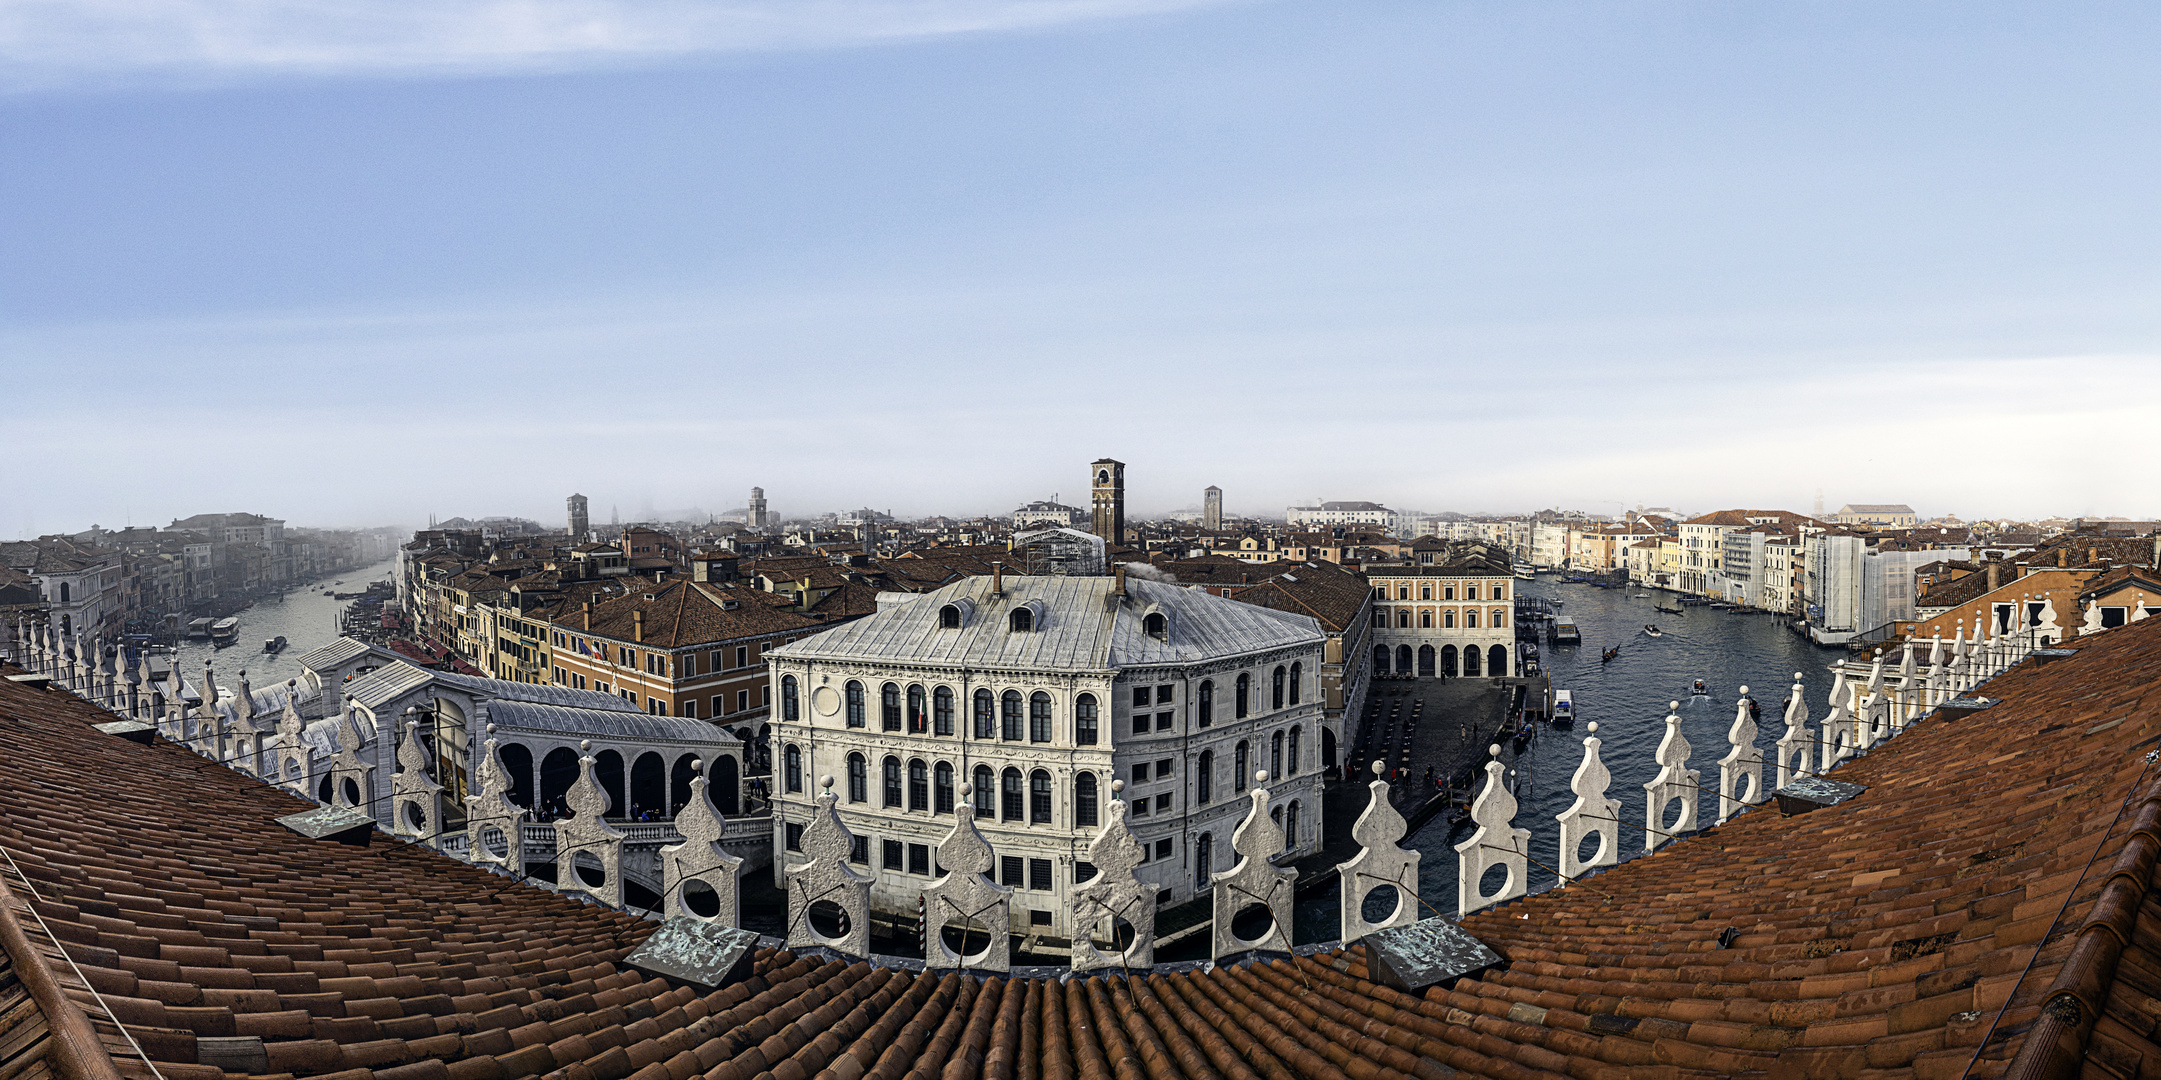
1090,459,1125,544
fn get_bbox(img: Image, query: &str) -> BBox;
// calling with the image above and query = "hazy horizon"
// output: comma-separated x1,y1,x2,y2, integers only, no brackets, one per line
6,2,2158,534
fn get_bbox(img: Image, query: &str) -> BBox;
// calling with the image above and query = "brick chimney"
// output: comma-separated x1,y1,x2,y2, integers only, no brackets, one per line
1113,564,1127,598
1986,559,2001,593
633,610,644,643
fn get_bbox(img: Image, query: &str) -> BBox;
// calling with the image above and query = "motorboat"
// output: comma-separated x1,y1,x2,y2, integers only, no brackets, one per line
1643,625,1663,638
263,635,287,654
1691,679,1708,696
1552,689,1574,726
1655,605,1684,615
209,617,240,646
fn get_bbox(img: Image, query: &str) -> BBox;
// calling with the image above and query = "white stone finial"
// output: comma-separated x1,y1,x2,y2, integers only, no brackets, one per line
1456,750,1528,915
1643,707,1699,852
1586,721,1598,733
1107,779,1122,794
1211,778,1296,958
661,766,744,927
553,740,625,908
924,771,1012,971
1776,671,1812,787
1073,777,1158,970
786,774,871,958
1337,763,1419,943
1717,683,1764,825
1255,770,1269,785
1557,723,1618,885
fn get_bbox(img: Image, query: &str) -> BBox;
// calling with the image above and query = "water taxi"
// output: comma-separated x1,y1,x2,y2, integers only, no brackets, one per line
1552,689,1574,726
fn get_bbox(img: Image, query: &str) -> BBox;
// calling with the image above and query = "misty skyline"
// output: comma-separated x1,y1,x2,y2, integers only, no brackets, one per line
5,2,2159,535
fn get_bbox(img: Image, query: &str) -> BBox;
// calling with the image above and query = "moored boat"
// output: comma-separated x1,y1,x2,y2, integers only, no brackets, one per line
1552,689,1574,726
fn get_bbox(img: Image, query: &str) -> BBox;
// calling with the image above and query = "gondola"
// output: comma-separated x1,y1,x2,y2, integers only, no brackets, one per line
1600,646,1620,663
1655,604,1683,615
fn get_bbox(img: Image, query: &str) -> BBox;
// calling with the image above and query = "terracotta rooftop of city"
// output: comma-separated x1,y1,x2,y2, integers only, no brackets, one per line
11,618,2161,1080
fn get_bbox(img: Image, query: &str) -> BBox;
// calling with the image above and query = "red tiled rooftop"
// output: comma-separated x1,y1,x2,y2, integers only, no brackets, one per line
10,620,2161,1079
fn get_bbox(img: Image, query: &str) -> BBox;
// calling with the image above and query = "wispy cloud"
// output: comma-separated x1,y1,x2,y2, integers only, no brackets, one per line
0,0,1231,89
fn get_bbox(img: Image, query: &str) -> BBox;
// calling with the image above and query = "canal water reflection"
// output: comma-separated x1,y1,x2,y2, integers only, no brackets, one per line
162,557,398,689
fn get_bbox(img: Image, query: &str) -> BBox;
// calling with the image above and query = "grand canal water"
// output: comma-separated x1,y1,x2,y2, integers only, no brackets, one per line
162,556,399,689
1394,578,1850,924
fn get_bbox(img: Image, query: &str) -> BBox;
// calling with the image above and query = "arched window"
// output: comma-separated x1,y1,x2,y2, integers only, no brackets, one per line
1144,612,1167,638
1420,585,1432,600
1289,662,1302,704
1002,767,1024,821
1441,644,1458,676
1271,730,1284,779
58,583,69,603
1076,772,1099,827
907,684,925,732
1491,644,1509,676
1419,610,1433,628
882,756,901,807
1418,644,1434,677
1030,770,1052,823
1396,644,1412,672
1197,750,1213,804
934,761,955,813
1030,691,1052,742
1196,833,1213,889
1371,645,1388,674
1010,608,1034,632
974,688,995,737
972,765,995,816
781,675,798,722
784,744,802,793
1464,646,1481,677
940,604,961,628
1286,800,1300,846
1235,673,1250,718
1289,727,1301,774
1198,681,1214,726
1444,610,1455,628
1272,666,1285,710
1076,693,1098,744
846,753,867,803
1001,690,1024,740
881,683,902,731
845,681,865,728
1396,609,1410,628
933,686,954,735
908,758,928,811
1466,609,1479,629
1234,741,1250,791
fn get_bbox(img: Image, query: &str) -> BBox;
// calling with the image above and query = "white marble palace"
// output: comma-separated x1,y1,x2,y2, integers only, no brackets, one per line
765,566,1328,939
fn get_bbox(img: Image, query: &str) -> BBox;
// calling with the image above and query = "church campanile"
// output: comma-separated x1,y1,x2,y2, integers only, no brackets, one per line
1090,459,1125,544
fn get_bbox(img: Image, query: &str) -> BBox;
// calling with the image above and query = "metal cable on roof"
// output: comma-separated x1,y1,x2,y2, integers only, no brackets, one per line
0,840,164,1080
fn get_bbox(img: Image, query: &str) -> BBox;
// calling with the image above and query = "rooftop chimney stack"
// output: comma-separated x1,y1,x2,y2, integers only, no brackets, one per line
1113,564,1127,598
992,564,1004,597
633,610,644,642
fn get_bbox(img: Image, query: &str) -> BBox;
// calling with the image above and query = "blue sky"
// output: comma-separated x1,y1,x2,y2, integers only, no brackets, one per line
4,1,2158,534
